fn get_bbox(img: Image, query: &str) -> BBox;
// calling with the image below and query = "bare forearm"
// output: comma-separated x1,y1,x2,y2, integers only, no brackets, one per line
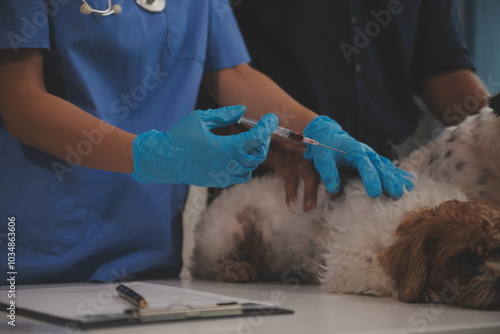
202,63,318,132
0,49,135,174
3,92,135,173
423,69,490,126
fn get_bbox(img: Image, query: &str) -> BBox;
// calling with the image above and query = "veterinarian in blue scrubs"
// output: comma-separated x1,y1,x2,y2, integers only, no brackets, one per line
0,0,412,284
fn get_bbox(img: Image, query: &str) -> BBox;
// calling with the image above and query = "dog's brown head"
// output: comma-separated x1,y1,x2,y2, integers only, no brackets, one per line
379,200,500,309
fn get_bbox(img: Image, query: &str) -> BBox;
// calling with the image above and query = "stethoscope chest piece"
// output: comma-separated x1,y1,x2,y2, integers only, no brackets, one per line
136,0,166,13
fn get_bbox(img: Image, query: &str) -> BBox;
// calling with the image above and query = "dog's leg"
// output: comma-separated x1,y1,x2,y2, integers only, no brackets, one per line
189,205,265,283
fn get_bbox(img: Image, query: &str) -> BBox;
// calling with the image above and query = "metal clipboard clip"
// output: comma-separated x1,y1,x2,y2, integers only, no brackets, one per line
126,302,244,322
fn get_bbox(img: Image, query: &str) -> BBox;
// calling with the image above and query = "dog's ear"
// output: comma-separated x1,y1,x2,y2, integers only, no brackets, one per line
378,207,438,303
380,200,500,304
488,92,500,117
430,200,500,257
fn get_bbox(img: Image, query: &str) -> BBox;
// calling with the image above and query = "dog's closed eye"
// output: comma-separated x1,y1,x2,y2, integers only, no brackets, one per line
455,250,480,264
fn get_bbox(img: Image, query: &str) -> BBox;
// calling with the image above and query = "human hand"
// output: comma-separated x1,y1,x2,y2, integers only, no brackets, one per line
263,141,323,212
303,116,414,198
132,105,278,187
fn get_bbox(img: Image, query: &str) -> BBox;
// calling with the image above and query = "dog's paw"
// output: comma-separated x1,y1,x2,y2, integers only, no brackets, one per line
216,261,260,283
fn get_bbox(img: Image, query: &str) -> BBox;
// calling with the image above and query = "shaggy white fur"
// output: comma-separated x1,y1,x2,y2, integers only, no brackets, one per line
399,107,500,206
190,174,465,294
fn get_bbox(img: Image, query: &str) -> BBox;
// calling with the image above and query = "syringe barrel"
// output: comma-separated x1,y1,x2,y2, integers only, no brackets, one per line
270,126,303,142
272,126,293,138
238,116,259,127
238,116,304,142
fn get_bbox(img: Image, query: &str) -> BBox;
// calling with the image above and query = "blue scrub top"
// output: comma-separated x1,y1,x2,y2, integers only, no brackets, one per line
0,0,250,283
233,0,475,154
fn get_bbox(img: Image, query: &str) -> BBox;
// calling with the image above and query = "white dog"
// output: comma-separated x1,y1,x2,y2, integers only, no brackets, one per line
189,97,500,309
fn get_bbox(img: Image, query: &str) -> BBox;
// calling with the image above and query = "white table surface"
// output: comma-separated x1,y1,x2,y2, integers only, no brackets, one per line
2,278,500,334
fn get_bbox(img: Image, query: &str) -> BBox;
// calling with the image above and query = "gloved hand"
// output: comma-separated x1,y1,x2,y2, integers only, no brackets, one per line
303,116,414,198
132,105,278,187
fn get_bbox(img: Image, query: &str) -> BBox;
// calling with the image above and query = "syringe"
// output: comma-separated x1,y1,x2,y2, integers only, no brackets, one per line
238,116,346,154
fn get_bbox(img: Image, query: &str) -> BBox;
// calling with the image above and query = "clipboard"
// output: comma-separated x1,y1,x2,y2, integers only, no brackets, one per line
0,282,293,329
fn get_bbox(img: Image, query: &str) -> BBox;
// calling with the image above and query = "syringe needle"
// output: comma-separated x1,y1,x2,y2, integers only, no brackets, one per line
302,137,346,154
315,142,347,154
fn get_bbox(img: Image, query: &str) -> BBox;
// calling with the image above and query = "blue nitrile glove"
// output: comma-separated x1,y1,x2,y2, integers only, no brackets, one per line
132,106,278,187
303,116,414,198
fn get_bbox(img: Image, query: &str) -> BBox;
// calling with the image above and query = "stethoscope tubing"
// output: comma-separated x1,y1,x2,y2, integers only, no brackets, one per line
80,0,166,16
80,0,120,16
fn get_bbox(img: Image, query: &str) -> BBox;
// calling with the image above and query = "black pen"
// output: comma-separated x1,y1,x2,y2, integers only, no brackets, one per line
116,284,148,308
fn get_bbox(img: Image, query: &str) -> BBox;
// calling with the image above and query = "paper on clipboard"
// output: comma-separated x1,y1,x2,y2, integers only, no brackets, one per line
0,282,293,328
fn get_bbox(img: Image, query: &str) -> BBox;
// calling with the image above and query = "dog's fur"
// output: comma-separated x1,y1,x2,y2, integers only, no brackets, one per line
398,102,500,206
189,96,500,309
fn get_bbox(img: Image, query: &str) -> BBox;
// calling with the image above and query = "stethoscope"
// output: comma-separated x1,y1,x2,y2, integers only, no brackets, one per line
80,0,166,16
